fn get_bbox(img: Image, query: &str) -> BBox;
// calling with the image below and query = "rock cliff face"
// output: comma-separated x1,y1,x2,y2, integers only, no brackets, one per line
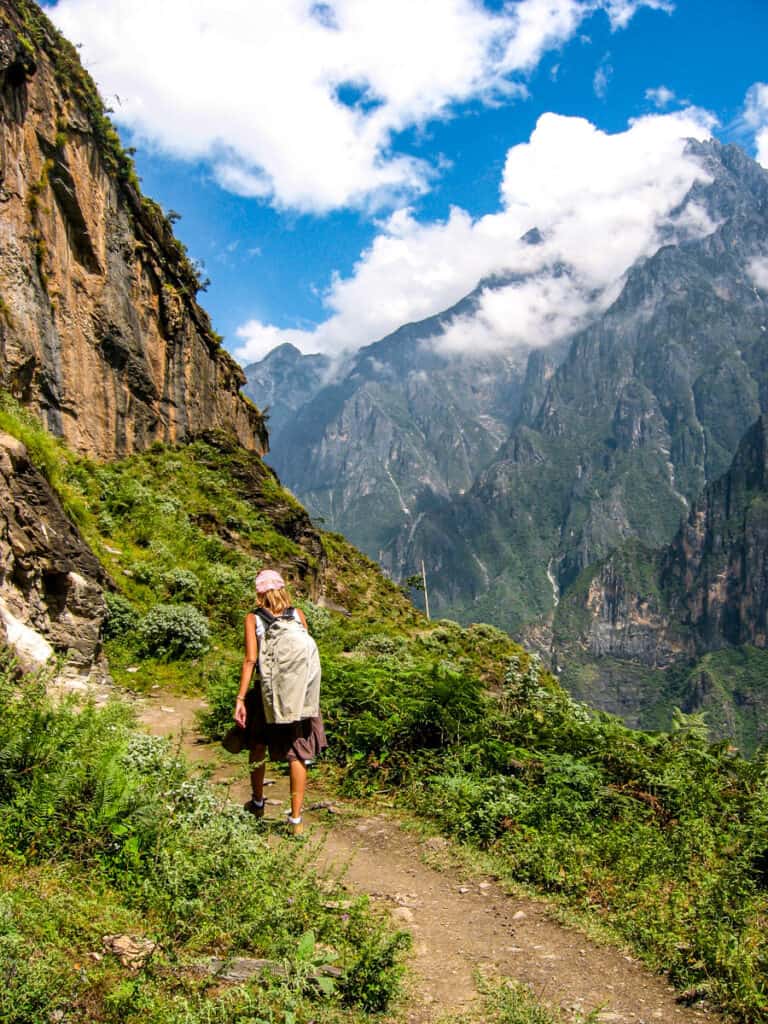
661,415,768,648
552,417,768,748
0,429,106,674
0,0,266,458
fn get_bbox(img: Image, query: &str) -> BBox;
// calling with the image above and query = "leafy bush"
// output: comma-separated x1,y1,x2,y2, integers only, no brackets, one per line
301,600,337,643
198,656,242,739
102,591,140,641
138,604,210,659
200,562,257,624
162,567,200,600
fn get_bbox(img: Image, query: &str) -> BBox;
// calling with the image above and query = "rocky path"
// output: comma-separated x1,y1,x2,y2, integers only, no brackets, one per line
138,693,720,1024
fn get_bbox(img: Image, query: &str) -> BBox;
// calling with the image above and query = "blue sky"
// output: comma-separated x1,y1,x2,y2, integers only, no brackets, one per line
47,1,768,364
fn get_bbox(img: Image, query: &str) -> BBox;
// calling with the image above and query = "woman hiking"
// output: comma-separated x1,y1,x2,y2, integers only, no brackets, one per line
234,569,327,836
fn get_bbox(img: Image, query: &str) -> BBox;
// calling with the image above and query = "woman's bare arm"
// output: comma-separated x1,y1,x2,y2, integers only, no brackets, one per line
235,613,259,725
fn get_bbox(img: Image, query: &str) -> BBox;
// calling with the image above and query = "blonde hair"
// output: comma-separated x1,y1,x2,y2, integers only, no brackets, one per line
258,586,293,615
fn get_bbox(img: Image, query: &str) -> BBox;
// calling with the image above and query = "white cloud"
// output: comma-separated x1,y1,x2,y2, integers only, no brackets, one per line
742,83,768,168
645,85,676,109
593,56,613,99
235,109,715,362
50,0,674,213
603,0,674,30
436,271,598,354
748,257,768,291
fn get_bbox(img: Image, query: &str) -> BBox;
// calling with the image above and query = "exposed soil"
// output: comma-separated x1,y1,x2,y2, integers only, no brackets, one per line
138,692,721,1024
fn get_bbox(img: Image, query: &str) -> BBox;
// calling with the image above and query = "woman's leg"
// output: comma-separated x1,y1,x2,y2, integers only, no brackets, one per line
289,758,307,819
249,743,267,801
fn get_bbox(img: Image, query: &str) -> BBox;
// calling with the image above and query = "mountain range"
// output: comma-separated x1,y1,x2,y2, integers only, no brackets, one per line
246,138,768,742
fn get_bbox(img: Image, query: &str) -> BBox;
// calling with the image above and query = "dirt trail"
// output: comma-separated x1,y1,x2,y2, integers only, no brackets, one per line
138,693,720,1024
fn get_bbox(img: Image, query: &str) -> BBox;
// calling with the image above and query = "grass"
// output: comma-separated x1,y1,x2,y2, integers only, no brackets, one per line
438,979,602,1024
0,661,410,1022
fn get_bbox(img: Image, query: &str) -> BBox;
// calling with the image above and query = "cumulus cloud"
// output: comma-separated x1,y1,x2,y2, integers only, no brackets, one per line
436,270,599,354
51,0,673,213
645,85,676,109
235,108,715,362
741,83,768,168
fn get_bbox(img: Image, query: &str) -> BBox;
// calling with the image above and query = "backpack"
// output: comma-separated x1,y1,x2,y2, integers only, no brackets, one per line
255,607,321,725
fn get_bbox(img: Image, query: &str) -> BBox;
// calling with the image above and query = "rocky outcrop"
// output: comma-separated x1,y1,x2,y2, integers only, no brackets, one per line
0,1,267,458
580,557,680,667
0,429,106,671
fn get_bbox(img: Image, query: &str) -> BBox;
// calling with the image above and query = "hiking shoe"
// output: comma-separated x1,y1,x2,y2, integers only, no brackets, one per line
244,798,265,819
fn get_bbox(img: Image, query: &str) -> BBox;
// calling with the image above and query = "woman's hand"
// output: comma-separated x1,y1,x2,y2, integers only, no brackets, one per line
234,697,247,728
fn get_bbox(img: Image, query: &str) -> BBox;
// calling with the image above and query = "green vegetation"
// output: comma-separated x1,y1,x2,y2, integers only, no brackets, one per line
3,399,768,1021
678,647,768,753
0,659,409,1022
310,645,768,1021
448,979,600,1024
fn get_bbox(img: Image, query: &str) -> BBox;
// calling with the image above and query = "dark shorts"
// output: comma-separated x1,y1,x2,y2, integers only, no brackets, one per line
244,686,328,763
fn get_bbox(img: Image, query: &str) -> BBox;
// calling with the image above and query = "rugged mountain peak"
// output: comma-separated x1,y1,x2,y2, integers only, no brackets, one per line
244,344,332,439
245,269,536,563
0,0,266,458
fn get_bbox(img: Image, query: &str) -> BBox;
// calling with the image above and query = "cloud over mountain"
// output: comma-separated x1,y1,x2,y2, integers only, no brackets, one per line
235,108,715,362
743,83,768,169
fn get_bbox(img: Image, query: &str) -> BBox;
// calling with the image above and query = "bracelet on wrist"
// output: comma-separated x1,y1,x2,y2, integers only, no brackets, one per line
236,696,245,703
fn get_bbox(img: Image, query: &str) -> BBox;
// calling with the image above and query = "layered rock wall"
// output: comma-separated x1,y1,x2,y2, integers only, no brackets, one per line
0,1,266,458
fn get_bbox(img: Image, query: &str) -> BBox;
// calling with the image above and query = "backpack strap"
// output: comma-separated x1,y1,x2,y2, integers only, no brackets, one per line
255,606,296,630
255,606,277,630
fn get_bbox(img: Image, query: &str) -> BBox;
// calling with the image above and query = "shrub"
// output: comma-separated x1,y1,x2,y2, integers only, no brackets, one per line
353,633,402,658
102,591,139,641
299,600,336,643
198,656,242,739
162,568,200,601
200,562,256,623
137,604,210,659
